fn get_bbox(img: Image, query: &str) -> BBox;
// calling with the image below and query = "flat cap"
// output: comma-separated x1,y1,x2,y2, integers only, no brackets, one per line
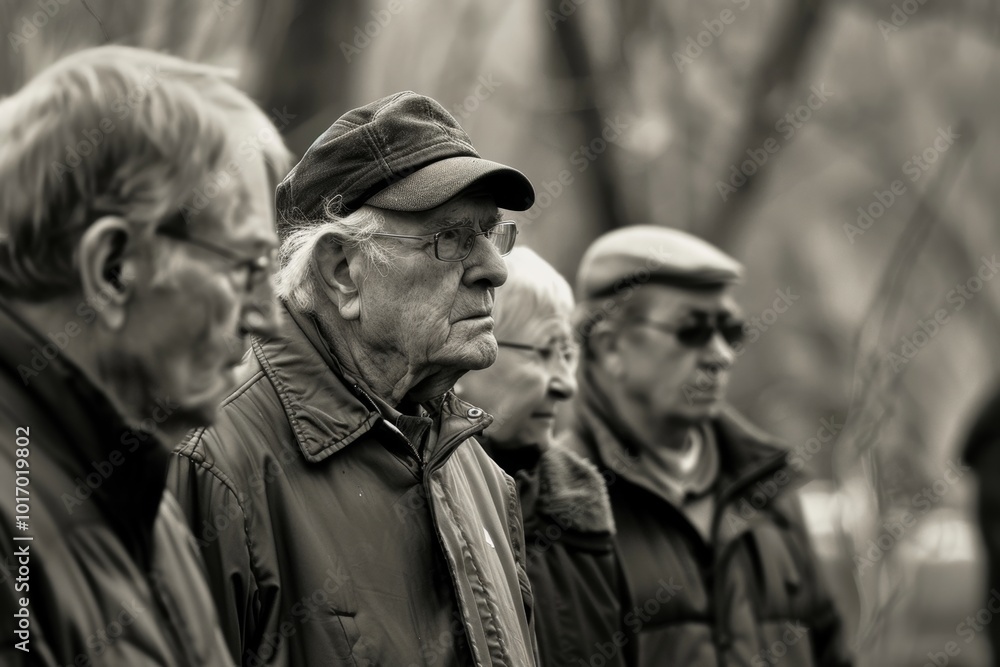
575,225,743,300
275,91,534,225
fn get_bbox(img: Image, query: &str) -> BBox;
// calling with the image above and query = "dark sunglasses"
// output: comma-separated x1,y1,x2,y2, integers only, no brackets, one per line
628,313,745,348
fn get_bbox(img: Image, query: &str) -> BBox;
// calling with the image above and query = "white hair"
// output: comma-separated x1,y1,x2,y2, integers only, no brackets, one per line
0,45,292,300
275,204,395,313
493,247,574,339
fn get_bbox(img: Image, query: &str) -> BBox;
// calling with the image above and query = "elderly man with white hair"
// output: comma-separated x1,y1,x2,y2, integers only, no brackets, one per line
0,46,291,666
170,92,538,666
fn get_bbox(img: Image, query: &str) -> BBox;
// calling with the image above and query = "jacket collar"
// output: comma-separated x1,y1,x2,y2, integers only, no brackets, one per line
483,440,543,478
0,298,170,556
482,439,614,535
533,445,615,534
251,303,492,464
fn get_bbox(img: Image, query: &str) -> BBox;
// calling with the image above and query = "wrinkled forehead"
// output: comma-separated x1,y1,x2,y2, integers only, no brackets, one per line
633,283,740,321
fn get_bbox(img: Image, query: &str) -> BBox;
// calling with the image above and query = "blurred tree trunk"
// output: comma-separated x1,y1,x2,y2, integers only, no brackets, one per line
256,0,368,157
699,0,831,251
545,0,635,236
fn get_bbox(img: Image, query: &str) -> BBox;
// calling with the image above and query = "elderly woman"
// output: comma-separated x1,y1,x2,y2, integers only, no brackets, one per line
458,247,626,667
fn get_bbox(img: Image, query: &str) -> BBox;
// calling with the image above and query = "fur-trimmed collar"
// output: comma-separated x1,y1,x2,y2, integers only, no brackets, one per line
531,445,615,535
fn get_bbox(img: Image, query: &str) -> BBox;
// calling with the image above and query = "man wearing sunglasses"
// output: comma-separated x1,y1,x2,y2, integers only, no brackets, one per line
559,226,852,667
169,92,539,665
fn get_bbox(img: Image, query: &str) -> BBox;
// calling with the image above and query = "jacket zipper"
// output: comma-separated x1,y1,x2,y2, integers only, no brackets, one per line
380,418,424,469
422,409,500,667
709,449,791,666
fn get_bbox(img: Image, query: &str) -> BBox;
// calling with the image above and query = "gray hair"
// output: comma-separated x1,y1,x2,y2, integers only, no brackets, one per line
0,45,292,300
275,203,394,313
492,247,574,340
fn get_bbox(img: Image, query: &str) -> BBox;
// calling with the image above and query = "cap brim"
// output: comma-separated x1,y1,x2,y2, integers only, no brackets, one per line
365,156,535,212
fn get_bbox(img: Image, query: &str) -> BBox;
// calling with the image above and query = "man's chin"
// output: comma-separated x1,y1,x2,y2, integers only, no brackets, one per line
161,373,234,430
183,370,232,402
158,401,221,440
691,401,724,420
464,352,497,371
671,399,725,424
445,336,498,371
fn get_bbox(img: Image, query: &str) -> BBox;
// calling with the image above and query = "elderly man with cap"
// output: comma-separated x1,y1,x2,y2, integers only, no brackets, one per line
559,226,852,667
169,92,537,666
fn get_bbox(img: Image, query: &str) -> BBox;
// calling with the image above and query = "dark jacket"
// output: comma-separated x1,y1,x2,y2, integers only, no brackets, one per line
0,301,233,666
168,305,536,666
963,384,1000,658
558,376,852,667
489,443,626,667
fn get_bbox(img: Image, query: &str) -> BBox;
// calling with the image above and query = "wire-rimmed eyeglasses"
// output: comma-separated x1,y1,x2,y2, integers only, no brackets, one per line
371,221,518,262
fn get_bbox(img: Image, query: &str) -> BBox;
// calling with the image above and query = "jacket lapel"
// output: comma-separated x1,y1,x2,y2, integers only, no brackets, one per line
250,305,379,463
251,304,492,466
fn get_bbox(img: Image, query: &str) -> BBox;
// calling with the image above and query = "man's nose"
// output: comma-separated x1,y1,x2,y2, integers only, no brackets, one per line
702,330,736,369
462,233,508,289
239,286,280,340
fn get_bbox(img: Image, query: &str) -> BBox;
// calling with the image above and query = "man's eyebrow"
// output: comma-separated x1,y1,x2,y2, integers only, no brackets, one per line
431,212,503,231
681,307,740,321
676,308,710,322
431,216,470,231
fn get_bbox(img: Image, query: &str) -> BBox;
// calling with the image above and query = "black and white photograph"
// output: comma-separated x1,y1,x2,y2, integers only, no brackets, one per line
0,0,997,665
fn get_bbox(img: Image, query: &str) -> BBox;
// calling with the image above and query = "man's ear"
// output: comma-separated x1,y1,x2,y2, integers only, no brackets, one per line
312,235,361,320
77,216,139,331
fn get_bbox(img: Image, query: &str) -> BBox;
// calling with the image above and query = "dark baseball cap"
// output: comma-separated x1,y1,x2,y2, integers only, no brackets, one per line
275,91,535,224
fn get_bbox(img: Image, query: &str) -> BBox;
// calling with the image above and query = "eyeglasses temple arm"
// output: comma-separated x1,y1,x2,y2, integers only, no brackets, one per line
496,341,539,351
370,232,434,241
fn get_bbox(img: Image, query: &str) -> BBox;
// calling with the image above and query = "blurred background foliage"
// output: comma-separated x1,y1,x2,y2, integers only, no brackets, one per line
2,0,999,663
